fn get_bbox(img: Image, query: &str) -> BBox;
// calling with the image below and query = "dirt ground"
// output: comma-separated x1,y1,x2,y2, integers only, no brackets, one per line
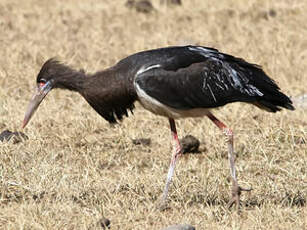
0,0,306,229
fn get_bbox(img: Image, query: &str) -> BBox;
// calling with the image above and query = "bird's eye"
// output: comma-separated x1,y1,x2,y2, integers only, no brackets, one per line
38,79,47,88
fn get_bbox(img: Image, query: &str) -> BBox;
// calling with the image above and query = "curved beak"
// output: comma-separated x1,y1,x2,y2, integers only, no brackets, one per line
22,81,53,128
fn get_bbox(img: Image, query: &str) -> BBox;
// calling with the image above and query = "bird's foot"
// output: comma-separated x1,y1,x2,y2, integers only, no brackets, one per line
156,197,170,211
227,183,252,212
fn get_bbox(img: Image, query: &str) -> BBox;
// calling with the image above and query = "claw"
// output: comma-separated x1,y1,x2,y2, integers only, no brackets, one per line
227,184,252,211
156,197,170,211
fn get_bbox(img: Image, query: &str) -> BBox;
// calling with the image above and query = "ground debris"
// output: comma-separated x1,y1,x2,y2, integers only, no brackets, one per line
160,0,182,6
98,217,111,229
180,135,200,154
88,217,110,229
0,130,28,144
162,224,195,230
125,0,154,13
132,138,151,146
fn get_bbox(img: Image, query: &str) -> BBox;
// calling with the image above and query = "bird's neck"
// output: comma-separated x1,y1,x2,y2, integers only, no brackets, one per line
82,67,136,98
79,68,137,123
56,68,86,92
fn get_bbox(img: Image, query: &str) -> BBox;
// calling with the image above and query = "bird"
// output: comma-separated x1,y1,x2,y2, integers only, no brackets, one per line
22,45,294,211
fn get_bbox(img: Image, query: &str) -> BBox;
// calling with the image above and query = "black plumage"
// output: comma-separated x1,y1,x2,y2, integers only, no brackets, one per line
134,46,293,112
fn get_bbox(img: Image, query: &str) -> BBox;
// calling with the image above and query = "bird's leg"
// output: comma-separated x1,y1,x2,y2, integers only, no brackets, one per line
160,118,182,209
207,112,251,212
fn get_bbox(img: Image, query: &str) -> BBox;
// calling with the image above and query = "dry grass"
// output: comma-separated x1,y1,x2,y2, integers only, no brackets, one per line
0,0,306,229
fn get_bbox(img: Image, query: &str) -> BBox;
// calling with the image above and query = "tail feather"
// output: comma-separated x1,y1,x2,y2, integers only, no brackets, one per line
238,64,295,112
257,89,295,112
220,50,295,112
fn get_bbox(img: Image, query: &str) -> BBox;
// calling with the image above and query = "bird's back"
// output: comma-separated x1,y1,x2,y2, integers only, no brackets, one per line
130,45,294,114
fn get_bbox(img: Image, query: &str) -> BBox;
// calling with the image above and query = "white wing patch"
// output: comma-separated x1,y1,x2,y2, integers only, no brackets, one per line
188,46,222,60
195,49,264,98
246,85,264,96
188,46,215,55
136,64,161,76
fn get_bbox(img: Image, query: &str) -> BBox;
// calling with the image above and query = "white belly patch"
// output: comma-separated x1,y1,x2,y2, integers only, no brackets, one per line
134,82,210,119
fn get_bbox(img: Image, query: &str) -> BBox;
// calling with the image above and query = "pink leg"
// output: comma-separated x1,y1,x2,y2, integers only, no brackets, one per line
161,118,182,205
207,112,251,212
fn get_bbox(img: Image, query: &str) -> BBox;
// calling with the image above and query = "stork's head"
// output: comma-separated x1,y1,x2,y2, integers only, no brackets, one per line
22,59,84,128
36,58,76,89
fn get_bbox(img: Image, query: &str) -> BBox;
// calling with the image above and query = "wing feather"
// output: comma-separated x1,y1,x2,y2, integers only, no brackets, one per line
135,46,293,111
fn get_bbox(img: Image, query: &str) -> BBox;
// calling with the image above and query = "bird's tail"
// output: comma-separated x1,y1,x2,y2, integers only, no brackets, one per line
254,85,295,112
215,48,295,113
231,60,295,112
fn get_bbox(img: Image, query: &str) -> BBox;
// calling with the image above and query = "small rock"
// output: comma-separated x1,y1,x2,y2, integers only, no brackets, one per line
268,9,277,17
180,135,200,154
84,134,97,144
125,0,154,13
259,11,269,20
160,0,182,6
292,94,307,109
162,224,195,230
98,217,110,229
0,130,28,144
258,9,277,21
132,138,151,146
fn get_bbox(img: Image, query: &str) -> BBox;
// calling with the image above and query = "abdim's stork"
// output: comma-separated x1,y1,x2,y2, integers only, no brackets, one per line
23,45,294,210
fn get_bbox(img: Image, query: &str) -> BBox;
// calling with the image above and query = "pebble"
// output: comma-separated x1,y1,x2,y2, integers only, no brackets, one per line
162,224,195,230
180,135,200,154
98,217,110,229
125,0,154,13
0,130,28,144
292,94,307,109
161,0,182,6
132,138,151,146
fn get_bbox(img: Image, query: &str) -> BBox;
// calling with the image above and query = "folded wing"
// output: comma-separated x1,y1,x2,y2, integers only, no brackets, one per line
135,46,294,112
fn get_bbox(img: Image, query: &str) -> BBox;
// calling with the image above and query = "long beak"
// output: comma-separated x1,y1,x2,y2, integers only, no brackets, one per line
22,81,53,128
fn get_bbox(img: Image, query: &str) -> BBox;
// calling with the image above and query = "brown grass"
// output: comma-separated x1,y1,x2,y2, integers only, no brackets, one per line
0,0,306,229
